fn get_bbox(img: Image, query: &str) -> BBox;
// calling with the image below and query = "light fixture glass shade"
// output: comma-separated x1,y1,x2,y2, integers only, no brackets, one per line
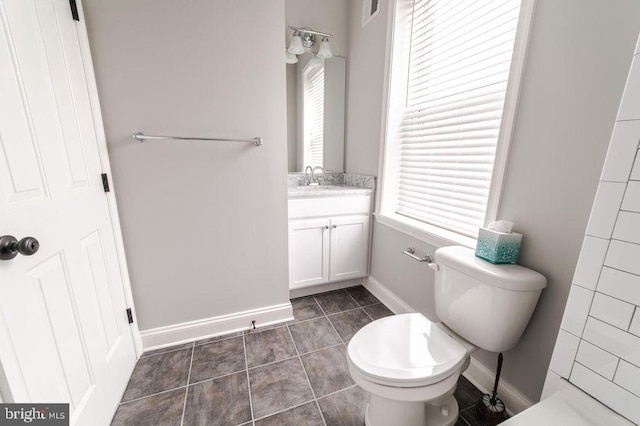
308,54,324,69
286,49,298,64
288,34,305,55
317,37,333,59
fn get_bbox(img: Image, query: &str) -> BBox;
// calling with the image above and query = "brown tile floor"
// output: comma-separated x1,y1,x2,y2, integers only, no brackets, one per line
111,286,490,426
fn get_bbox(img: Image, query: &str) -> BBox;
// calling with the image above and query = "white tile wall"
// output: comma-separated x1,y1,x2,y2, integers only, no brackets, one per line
570,363,640,425
548,330,580,377
590,293,635,330
585,182,626,238
631,150,640,180
572,236,610,289
612,211,640,244
559,284,594,336
600,121,640,182
630,310,640,337
614,361,640,397
597,267,640,306
544,37,640,423
605,239,640,276
622,181,640,211
582,317,640,370
618,56,640,121
575,340,619,379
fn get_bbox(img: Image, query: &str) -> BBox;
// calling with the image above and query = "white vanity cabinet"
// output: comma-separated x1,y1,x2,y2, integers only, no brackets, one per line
288,193,372,290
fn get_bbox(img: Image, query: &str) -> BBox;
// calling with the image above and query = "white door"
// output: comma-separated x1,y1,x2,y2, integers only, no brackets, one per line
289,218,330,289
0,0,137,424
329,215,370,282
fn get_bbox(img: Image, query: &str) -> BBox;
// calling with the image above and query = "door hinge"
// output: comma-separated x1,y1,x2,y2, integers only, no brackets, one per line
101,173,110,193
126,308,134,324
68,0,80,21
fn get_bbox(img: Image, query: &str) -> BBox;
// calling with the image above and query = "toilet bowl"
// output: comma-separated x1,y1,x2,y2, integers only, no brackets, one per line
347,246,547,426
347,313,475,426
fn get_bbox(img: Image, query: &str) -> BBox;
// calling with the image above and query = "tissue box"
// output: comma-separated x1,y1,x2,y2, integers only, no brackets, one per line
475,228,522,264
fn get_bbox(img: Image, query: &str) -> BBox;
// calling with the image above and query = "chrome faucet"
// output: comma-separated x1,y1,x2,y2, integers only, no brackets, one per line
311,166,325,185
304,166,313,186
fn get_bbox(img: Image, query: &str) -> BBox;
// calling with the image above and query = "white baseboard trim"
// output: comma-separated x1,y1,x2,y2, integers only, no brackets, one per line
140,302,293,351
290,278,364,298
463,357,534,416
364,275,534,416
362,276,415,314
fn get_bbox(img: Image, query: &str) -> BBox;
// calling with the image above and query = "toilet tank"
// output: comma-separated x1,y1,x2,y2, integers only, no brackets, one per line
434,246,546,353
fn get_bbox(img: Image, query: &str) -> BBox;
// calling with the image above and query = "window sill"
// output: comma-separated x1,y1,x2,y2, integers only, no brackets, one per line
374,212,477,249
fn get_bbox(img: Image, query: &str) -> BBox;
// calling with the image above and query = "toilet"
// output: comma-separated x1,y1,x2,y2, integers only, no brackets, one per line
347,246,547,426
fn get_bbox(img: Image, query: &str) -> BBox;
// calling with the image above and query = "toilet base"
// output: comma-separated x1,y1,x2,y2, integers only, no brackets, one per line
364,394,459,426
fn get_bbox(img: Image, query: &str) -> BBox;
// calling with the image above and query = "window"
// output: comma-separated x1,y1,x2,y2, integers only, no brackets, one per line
303,63,324,168
380,0,531,246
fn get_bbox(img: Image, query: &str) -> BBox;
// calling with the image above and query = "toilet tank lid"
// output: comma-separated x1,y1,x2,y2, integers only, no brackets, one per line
435,246,547,292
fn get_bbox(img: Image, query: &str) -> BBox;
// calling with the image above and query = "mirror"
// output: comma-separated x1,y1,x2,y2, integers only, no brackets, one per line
287,53,346,172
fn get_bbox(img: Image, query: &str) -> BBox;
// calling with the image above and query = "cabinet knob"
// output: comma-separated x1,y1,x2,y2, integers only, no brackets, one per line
332,225,337,229
324,225,329,230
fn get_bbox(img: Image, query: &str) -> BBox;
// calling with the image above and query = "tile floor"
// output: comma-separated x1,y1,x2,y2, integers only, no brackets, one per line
111,286,490,426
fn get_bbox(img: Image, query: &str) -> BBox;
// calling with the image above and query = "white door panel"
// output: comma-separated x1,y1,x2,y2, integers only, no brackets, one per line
329,215,370,282
0,0,136,424
289,218,330,289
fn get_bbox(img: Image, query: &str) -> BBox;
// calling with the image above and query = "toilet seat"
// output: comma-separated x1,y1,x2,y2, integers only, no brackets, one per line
348,313,469,388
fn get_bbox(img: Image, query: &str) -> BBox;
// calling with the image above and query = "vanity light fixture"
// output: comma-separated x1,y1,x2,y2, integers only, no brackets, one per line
286,26,333,63
286,49,298,64
317,36,333,59
288,30,305,55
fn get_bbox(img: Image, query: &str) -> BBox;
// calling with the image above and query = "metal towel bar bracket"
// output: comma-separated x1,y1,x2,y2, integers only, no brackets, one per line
403,247,434,264
133,132,263,146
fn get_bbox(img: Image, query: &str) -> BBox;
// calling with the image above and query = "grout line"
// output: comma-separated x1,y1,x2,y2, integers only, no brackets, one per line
361,306,375,322
119,385,187,405
179,345,194,426
285,323,328,426
242,333,256,424
312,295,346,344
251,398,317,422
188,369,248,387
296,342,345,358
315,384,358,401
247,355,299,371
344,289,363,308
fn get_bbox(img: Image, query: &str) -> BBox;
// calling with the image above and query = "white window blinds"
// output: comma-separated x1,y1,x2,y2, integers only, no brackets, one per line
304,64,324,168
397,0,521,237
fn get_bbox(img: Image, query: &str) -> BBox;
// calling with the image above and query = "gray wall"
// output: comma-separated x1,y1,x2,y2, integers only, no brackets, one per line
83,0,289,331
347,0,640,401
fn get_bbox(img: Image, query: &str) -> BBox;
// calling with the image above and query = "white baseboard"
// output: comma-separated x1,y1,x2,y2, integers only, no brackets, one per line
463,357,534,416
362,276,415,314
364,275,534,416
140,302,293,351
289,278,364,298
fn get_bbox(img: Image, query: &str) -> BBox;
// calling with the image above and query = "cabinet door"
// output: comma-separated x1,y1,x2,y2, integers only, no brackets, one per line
289,218,331,289
329,215,371,282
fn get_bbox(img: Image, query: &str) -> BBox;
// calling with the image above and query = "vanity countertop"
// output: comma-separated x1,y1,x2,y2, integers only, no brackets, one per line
288,184,374,198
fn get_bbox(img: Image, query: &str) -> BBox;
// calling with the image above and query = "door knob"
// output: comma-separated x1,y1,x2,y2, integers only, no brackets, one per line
0,235,40,260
